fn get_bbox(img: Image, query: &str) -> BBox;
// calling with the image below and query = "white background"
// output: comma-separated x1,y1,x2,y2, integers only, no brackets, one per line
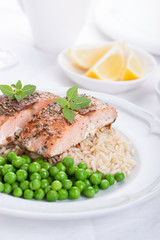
0,0,160,239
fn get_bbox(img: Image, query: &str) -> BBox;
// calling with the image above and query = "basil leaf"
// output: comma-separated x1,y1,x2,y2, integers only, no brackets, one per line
0,85,14,99
15,89,21,94
0,82,37,102
66,86,78,101
22,85,36,96
63,107,75,124
68,102,81,110
71,97,91,109
20,91,27,98
15,80,22,90
55,98,68,108
15,94,22,102
16,90,27,98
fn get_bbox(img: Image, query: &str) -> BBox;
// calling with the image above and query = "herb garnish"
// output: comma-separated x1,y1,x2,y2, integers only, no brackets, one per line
0,80,36,102
55,86,91,124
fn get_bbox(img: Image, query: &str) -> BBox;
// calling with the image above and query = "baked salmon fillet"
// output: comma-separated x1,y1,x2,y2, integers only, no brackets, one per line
0,91,57,146
19,95,117,157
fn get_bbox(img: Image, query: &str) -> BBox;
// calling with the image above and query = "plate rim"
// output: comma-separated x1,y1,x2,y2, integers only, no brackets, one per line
0,189,158,220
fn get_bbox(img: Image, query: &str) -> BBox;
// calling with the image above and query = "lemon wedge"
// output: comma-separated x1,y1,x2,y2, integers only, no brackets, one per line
85,44,125,81
68,44,115,70
122,51,143,81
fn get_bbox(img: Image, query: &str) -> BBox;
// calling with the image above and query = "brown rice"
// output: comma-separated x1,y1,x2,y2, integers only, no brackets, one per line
59,127,136,176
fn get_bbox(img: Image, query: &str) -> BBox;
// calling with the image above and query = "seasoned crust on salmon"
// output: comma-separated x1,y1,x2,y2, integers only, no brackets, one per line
0,91,58,146
18,96,117,157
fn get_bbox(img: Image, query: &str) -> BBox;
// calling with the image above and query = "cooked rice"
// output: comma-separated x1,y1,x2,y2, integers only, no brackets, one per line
0,127,136,176
0,143,23,156
59,127,136,176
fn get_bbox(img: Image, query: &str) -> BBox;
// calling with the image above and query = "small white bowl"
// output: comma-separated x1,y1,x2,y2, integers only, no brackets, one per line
58,42,157,94
155,79,160,103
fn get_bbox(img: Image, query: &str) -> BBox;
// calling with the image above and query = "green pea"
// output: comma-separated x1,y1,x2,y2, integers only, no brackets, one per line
44,185,52,194
40,162,52,170
39,168,49,179
69,177,76,185
20,180,29,191
0,181,4,192
83,186,95,198
99,180,110,190
28,162,41,173
75,169,87,181
51,180,62,191
12,182,19,190
105,173,115,185
0,156,6,165
34,158,44,164
67,166,79,176
78,162,87,170
46,190,58,202
22,158,27,165
90,173,101,185
93,185,99,194
49,166,59,177
21,155,31,164
16,169,28,182
55,162,66,172
7,152,17,163
84,179,91,186
63,157,74,167
13,187,23,197
4,172,16,184
95,171,103,179
47,176,54,184
24,189,34,200
12,156,23,168
62,179,72,190
74,180,86,192
54,171,67,181
2,164,14,175
29,173,41,181
3,183,12,194
58,189,68,200
20,164,29,171
30,179,41,190
0,166,3,176
41,179,49,189
69,187,80,200
86,169,93,178
115,172,125,182
34,189,45,200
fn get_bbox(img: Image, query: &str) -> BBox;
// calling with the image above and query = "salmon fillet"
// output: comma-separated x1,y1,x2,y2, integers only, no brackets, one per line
0,91,57,146
19,95,117,157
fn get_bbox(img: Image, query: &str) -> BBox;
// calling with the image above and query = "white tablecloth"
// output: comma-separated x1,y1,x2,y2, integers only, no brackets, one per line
0,1,160,239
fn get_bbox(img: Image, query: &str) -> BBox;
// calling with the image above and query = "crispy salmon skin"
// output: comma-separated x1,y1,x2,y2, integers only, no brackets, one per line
19,95,117,157
0,91,57,146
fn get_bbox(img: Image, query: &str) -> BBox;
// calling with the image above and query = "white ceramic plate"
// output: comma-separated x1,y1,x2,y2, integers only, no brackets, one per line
58,43,157,94
94,0,160,55
0,87,160,220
